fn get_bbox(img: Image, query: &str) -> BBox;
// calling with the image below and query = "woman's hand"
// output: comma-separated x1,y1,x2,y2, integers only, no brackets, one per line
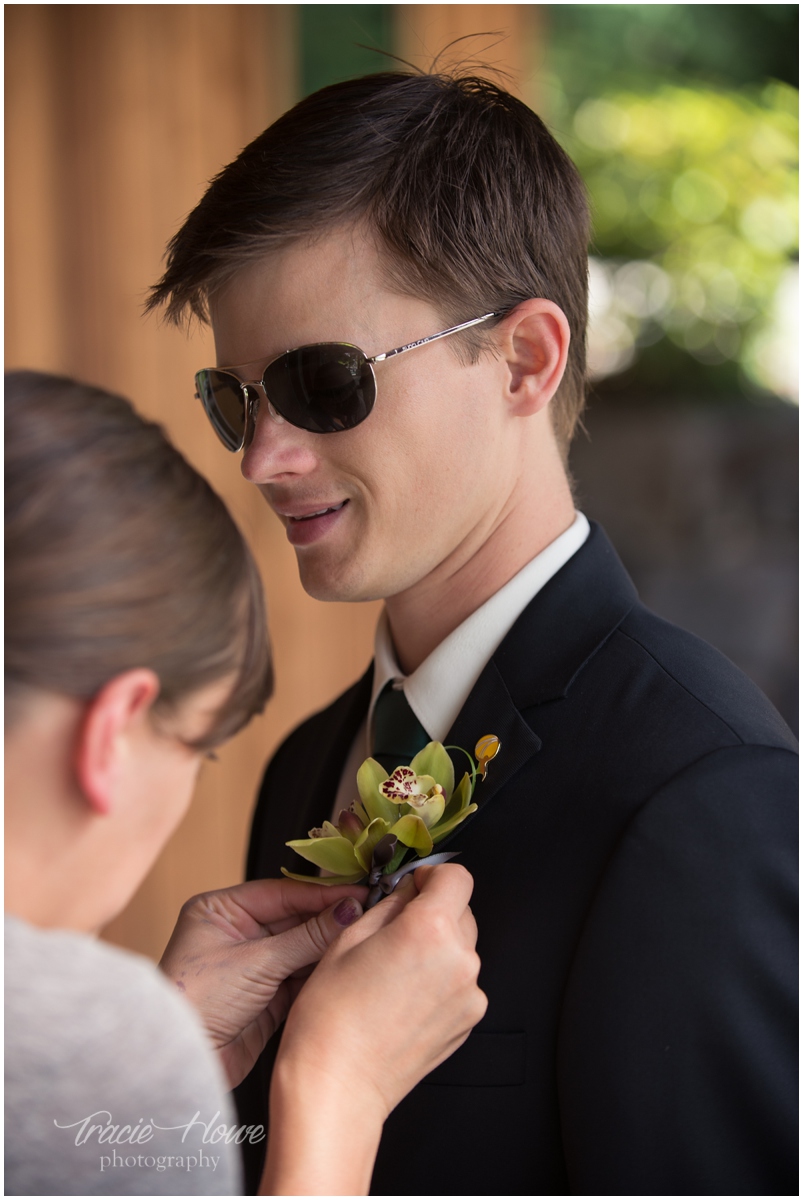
263,863,486,1195
159,878,367,1088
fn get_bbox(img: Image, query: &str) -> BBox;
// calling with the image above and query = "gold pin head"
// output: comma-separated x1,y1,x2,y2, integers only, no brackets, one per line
475,734,501,781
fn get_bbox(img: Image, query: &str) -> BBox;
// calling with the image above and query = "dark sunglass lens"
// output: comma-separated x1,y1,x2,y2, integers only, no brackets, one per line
196,370,245,451
264,346,375,433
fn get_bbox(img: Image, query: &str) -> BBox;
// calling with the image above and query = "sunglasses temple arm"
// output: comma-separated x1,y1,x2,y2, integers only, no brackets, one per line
369,311,500,364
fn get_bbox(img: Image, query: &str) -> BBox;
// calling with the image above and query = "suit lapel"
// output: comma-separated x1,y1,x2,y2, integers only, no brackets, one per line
436,524,638,844
275,664,373,876
446,658,542,818
494,522,638,709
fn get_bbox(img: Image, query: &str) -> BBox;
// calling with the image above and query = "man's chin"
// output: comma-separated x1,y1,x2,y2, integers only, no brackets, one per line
294,544,428,604
296,555,380,604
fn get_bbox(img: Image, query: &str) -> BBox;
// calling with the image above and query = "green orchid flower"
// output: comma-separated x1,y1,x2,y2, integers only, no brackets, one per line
282,738,496,886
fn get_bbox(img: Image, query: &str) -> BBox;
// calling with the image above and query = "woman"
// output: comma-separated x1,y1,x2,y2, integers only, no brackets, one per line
5,370,486,1196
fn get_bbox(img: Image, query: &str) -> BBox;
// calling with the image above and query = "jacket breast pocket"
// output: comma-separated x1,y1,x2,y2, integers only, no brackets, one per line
423,1030,526,1087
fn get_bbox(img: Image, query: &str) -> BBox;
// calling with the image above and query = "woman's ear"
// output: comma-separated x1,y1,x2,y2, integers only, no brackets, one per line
499,299,571,417
74,670,161,815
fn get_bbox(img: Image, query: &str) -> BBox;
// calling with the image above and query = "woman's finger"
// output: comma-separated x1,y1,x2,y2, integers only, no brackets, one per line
255,895,365,980
213,877,369,930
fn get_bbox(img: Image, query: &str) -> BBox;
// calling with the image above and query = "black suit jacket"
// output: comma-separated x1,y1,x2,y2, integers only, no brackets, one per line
236,523,797,1195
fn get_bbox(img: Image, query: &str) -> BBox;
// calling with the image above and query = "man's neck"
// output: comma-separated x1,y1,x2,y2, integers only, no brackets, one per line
385,468,576,674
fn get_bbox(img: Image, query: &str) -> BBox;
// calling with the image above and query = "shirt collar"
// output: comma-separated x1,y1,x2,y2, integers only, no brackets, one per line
368,511,590,745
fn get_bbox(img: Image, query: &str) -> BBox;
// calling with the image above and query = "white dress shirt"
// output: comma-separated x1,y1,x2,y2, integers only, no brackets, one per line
331,511,590,819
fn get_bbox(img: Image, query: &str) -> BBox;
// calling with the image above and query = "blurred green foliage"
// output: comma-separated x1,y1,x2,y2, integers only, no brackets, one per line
544,5,799,401
567,83,797,395
300,5,392,96
546,4,798,104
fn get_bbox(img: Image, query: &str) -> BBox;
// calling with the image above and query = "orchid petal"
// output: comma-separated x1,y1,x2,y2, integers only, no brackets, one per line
285,834,362,875
403,787,448,825
441,771,473,822
417,791,446,828
379,766,418,801
354,817,393,872
410,742,455,797
430,803,478,844
315,820,341,839
357,758,397,823
281,868,365,886
350,799,370,826
336,808,364,843
371,833,398,869
381,769,438,803
390,814,434,857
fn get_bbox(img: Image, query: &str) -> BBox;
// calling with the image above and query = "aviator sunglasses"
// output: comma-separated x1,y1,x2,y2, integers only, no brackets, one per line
195,311,500,450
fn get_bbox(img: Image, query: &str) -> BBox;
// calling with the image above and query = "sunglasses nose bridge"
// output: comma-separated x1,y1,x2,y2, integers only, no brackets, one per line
242,379,286,430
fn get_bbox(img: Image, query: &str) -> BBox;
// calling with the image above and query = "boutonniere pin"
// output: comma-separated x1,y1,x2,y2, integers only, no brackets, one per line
283,736,501,906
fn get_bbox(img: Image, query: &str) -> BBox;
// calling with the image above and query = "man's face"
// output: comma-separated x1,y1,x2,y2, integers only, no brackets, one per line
210,227,515,604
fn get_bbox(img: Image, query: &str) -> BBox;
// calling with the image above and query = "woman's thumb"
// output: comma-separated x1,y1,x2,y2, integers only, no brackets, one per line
264,896,364,979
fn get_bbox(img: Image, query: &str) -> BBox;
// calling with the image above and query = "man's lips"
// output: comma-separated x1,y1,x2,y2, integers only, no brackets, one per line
277,499,349,546
285,500,348,522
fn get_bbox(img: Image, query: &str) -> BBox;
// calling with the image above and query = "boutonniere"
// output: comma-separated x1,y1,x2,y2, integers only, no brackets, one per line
283,736,501,906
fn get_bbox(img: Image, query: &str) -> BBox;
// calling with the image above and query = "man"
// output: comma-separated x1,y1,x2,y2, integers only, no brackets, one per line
149,72,797,1195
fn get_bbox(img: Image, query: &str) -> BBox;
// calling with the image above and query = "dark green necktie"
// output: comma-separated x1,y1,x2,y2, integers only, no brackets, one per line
371,681,430,773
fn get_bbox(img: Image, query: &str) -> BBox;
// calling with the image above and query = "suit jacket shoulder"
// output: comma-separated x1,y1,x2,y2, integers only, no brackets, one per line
615,601,794,750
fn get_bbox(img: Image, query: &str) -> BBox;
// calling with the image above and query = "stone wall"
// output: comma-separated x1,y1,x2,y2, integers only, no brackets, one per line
570,402,798,733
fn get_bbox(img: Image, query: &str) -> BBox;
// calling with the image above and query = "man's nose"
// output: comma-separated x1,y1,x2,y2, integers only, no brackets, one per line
241,393,319,483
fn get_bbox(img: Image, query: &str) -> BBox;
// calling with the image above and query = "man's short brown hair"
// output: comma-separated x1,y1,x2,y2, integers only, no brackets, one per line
149,71,590,449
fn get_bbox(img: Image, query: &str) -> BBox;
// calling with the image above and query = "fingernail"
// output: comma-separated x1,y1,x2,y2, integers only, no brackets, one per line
333,897,361,927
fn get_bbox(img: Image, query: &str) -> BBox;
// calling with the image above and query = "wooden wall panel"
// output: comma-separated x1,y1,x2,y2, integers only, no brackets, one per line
393,4,544,105
5,5,382,961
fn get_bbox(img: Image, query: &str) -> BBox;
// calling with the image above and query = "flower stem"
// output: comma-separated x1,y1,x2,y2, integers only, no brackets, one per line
444,745,479,793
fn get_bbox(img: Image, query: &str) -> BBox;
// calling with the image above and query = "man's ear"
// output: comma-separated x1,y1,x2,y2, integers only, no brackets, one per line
74,670,161,816
499,299,571,417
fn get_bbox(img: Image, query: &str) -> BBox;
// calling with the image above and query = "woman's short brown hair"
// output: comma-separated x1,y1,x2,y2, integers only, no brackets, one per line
5,371,272,747
147,72,590,450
